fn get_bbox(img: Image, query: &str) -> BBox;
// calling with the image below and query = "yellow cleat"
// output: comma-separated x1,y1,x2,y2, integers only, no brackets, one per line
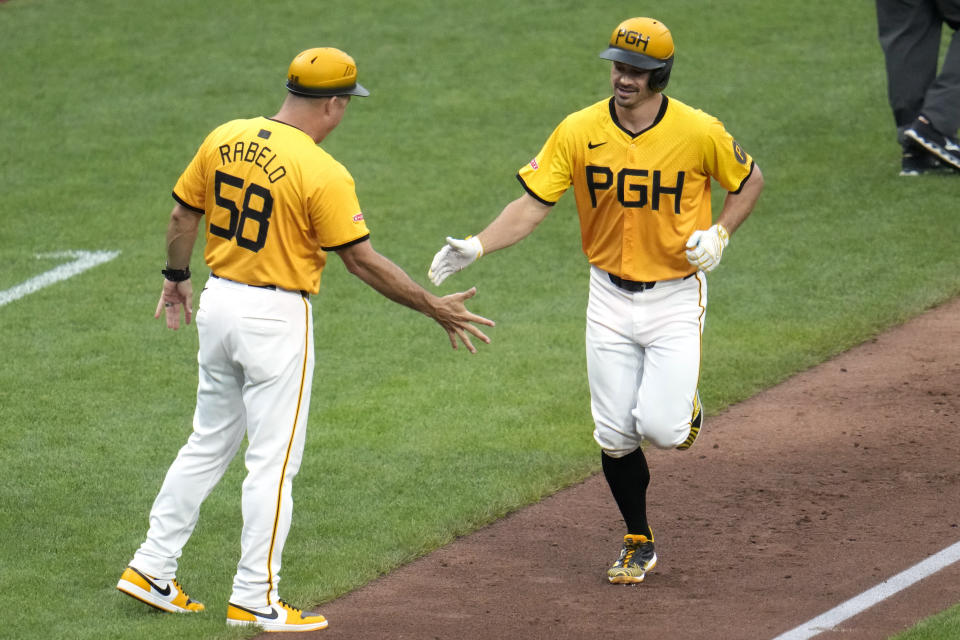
607,534,657,584
677,390,703,450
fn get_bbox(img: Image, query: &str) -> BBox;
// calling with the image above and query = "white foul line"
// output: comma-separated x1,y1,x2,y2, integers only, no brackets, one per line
0,250,121,308
772,540,960,640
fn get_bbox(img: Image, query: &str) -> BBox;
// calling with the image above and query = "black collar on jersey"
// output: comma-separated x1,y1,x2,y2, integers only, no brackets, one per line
608,95,669,138
267,117,310,137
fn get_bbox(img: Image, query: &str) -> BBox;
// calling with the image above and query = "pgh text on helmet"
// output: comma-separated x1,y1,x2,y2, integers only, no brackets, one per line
599,17,675,92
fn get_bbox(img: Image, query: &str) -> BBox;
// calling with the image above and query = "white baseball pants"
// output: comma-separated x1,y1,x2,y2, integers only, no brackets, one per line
586,265,706,456
131,274,314,608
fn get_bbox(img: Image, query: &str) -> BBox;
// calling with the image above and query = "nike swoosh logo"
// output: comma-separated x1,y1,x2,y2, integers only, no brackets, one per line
130,566,171,596
588,141,607,149
231,603,280,620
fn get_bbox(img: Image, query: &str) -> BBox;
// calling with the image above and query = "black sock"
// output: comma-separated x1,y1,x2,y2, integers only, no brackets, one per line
601,448,651,538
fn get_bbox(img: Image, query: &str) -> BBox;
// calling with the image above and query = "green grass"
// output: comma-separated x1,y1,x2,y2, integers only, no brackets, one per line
1,1,958,639
891,604,960,640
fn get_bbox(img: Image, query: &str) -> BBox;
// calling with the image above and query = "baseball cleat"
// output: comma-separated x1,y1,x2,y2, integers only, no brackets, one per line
226,600,329,632
904,116,960,172
116,565,205,613
607,533,657,584
899,140,950,176
676,390,702,450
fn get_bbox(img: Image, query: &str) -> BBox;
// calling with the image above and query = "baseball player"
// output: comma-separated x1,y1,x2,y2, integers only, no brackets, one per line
117,47,494,632
429,17,763,584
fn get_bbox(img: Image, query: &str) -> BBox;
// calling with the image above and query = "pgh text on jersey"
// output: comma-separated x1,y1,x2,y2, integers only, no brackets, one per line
585,166,684,212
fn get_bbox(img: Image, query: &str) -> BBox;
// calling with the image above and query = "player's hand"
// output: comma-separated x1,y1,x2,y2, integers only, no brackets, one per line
431,286,495,354
154,278,194,330
428,236,483,286
685,224,729,273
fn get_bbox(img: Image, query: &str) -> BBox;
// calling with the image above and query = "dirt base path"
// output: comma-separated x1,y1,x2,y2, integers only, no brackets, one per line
298,297,960,640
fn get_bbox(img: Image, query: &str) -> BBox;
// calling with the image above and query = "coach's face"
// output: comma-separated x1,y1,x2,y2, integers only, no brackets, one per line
610,62,655,108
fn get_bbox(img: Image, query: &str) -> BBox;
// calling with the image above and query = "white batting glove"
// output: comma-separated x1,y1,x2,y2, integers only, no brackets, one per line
428,236,483,286
685,224,730,273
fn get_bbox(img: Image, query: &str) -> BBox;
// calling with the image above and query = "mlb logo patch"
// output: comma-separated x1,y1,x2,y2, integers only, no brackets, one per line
529,158,539,170
353,213,364,222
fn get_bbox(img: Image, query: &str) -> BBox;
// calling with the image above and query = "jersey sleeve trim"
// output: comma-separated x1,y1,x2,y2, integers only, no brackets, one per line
730,161,756,195
324,233,371,252
516,174,557,206
172,191,204,214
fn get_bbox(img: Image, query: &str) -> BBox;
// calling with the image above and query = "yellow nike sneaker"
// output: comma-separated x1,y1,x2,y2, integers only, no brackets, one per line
116,565,204,613
226,600,329,632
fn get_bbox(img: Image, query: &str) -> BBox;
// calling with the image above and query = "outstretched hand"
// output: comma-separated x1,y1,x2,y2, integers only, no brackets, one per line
431,286,494,353
154,278,194,330
428,236,484,286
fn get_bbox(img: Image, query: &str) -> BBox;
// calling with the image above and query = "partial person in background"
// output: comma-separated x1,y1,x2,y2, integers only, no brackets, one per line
876,0,960,175
117,46,493,633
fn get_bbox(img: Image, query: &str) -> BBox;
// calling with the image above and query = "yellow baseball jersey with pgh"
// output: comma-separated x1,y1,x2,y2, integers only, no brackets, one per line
517,96,754,282
173,116,370,294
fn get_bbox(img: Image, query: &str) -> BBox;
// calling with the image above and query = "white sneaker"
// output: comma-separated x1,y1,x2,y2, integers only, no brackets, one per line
226,600,329,632
116,566,205,613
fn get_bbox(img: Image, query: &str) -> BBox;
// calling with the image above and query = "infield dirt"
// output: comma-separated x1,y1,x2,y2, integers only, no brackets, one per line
280,296,960,640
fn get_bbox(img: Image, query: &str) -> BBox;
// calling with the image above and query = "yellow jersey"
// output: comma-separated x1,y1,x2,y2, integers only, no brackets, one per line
173,116,370,294
517,96,754,282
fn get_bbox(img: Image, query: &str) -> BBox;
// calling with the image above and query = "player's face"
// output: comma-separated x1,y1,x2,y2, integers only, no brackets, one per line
610,62,655,108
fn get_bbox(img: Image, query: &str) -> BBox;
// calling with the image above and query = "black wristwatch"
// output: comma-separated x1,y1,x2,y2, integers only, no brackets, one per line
161,265,191,282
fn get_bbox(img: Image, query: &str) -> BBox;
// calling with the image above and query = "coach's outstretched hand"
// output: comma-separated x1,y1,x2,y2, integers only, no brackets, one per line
428,236,484,286
336,238,493,354
430,286,494,354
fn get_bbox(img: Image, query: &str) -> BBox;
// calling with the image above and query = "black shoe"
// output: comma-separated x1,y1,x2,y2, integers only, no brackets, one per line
904,116,960,172
900,140,947,176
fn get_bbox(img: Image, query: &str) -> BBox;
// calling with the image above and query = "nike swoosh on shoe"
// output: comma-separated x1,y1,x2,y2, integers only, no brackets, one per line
129,566,171,596
230,603,280,620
